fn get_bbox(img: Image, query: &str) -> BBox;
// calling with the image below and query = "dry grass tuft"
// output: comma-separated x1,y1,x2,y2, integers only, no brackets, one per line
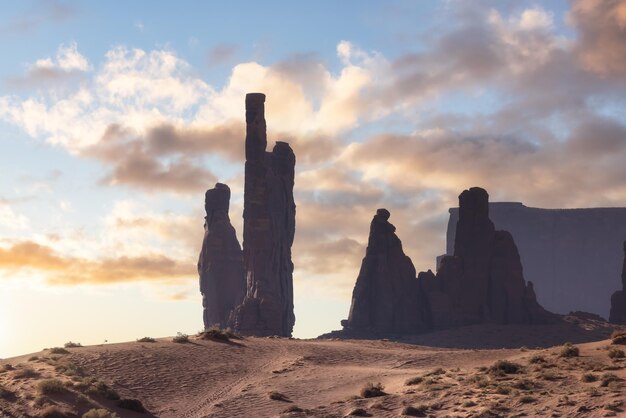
172,332,189,343
360,382,386,398
559,343,579,358
37,378,67,395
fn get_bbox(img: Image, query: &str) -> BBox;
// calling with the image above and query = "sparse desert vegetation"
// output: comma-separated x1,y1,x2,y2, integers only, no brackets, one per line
136,336,157,343
360,382,385,398
172,332,189,343
559,342,580,358
1,325,625,417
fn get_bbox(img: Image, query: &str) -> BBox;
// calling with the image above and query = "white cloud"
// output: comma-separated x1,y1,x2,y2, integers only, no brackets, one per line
0,204,30,230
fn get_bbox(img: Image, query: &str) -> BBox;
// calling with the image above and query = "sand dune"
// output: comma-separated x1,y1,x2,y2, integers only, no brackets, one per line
1,320,625,417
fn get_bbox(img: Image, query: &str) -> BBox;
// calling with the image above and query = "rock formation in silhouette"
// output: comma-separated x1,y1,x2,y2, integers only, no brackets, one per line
420,187,552,328
341,187,552,337
444,203,626,319
198,183,246,329
344,209,426,335
233,93,296,337
609,242,626,324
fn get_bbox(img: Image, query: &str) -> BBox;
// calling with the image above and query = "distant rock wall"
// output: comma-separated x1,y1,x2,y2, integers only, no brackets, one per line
446,203,626,318
198,183,246,329
233,93,296,337
609,242,626,324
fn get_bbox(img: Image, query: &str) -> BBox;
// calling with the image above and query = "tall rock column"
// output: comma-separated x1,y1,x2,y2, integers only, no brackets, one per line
609,242,626,324
198,183,246,329
233,93,296,337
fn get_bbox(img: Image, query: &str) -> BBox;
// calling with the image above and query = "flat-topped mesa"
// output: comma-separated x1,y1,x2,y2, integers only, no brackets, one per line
421,187,553,328
344,209,426,336
198,183,246,330
233,93,296,337
609,241,626,324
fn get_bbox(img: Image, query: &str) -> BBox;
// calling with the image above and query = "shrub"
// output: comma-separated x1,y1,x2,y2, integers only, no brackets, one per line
136,337,156,343
55,360,84,376
600,373,623,387
611,329,626,345
28,356,39,361
582,373,597,382
268,391,290,402
14,366,40,379
424,368,445,376
347,408,368,416
40,406,71,418
528,355,546,364
0,385,13,400
360,382,385,398
511,379,535,391
519,395,537,404
401,405,427,416
82,409,120,418
495,385,511,395
2,364,14,372
489,360,522,375
85,381,120,400
608,347,625,359
172,332,189,343
49,347,70,355
199,327,230,342
117,399,147,413
37,379,67,395
64,341,82,348
559,343,579,358
405,376,423,386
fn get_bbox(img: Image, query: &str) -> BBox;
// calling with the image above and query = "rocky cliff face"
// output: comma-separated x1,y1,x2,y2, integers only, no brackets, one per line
233,93,296,337
609,242,626,324
198,183,246,329
344,209,426,336
445,203,626,318
342,187,552,336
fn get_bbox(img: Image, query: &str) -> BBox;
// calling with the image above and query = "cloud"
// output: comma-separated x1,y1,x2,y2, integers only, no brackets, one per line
570,0,626,77
0,203,30,230
0,240,195,285
3,1,626,296
207,44,239,66
0,0,77,35
6,42,90,88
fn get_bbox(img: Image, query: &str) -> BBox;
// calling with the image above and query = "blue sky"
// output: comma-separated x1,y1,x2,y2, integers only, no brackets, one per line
1,0,625,358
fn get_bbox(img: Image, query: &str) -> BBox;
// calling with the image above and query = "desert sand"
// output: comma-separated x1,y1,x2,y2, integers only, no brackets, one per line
1,317,625,418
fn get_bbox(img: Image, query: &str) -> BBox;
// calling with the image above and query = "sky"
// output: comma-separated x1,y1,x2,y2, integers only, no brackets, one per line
1,0,626,358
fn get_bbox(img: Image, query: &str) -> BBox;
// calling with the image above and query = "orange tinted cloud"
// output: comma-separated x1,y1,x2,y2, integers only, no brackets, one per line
0,240,195,285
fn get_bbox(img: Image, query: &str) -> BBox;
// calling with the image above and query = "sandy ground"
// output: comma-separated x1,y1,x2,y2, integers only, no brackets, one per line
1,319,625,418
